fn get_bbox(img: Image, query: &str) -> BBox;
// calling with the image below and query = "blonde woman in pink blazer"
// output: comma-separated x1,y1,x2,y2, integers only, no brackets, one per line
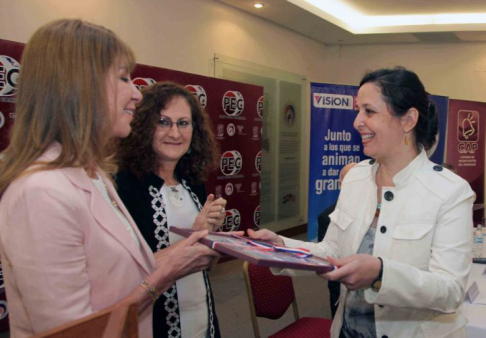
0,19,219,337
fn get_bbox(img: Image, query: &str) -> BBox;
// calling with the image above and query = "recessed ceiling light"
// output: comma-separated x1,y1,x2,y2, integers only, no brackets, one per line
254,3,264,9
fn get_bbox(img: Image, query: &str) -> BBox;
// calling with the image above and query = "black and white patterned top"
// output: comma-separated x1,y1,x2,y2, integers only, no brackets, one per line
116,171,220,338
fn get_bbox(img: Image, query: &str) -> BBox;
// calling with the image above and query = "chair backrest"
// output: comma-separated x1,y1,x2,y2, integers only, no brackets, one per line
32,302,138,338
243,262,297,320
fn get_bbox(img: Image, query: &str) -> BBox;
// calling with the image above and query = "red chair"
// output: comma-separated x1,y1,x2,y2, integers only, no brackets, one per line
243,261,332,338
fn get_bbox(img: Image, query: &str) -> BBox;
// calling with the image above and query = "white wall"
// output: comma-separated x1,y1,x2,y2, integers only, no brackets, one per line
0,0,329,82
326,43,486,103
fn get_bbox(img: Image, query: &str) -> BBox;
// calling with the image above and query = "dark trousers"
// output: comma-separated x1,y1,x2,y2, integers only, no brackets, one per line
329,280,340,318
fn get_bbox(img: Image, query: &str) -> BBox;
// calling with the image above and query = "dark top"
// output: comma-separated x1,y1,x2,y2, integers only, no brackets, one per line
115,170,220,338
116,171,207,250
317,202,337,242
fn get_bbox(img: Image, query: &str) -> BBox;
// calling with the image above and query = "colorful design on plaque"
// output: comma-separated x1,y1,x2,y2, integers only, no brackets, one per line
283,104,296,126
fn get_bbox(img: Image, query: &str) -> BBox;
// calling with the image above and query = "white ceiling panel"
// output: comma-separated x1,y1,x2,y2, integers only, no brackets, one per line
216,0,486,44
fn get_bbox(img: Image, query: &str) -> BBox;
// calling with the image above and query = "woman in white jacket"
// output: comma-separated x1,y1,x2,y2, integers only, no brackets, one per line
250,67,475,338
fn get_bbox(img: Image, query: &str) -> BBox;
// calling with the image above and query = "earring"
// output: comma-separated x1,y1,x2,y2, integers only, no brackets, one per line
187,147,192,154
404,134,409,146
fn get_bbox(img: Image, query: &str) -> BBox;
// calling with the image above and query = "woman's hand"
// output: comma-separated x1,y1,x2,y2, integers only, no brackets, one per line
151,230,221,289
129,230,220,311
247,228,284,246
193,194,227,232
319,254,381,291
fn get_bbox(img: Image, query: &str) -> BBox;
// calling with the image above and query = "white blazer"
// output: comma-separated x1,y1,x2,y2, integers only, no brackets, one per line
282,151,475,338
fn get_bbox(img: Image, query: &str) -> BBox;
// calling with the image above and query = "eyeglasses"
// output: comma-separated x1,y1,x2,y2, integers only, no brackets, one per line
157,118,194,132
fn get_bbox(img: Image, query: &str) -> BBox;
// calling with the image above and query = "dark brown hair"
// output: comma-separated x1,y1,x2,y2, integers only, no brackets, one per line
117,81,219,184
359,66,438,150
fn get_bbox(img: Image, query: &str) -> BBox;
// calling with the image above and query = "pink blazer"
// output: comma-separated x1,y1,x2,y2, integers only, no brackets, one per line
0,143,155,337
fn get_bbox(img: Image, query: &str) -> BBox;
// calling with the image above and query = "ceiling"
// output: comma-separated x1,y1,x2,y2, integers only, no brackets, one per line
216,0,486,45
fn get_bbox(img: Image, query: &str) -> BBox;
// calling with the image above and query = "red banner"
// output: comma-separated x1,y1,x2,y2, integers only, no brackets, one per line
0,38,24,334
0,39,23,152
0,39,263,333
447,99,486,223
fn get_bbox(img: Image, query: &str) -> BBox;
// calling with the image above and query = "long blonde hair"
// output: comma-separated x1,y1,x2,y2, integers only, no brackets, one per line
0,19,135,194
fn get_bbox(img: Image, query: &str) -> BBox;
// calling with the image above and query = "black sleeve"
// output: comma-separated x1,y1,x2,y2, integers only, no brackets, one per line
115,171,158,252
195,183,208,206
317,202,337,242
115,171,140,217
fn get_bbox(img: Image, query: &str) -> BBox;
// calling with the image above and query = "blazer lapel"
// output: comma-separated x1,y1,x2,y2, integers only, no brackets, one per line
63,167,154,276
101,172,155,272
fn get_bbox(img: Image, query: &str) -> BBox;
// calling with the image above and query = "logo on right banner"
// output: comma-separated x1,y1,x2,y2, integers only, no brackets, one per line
458,110,479,142
457,110,479,154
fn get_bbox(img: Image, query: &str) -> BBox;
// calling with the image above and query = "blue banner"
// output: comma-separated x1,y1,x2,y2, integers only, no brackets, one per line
308,83,367,241
308,83,449,242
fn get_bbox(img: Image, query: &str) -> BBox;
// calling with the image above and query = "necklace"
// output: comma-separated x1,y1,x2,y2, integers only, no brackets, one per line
88,171,136,241
375,203,381,217
167,184,184,207
85,169,120,209
104,183,119,208
102,182,135,237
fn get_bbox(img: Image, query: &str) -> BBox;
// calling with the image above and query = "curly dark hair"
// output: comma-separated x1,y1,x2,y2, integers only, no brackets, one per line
359,66,439,151
117,81,220,185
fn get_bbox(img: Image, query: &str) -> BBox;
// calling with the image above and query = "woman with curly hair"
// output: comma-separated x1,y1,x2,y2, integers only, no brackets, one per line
116,81,226,338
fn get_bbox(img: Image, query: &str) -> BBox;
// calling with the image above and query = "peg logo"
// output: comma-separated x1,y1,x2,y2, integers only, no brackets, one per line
220,150,243,176
186,84,207,108
222,91,244,116
0,55,20,97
